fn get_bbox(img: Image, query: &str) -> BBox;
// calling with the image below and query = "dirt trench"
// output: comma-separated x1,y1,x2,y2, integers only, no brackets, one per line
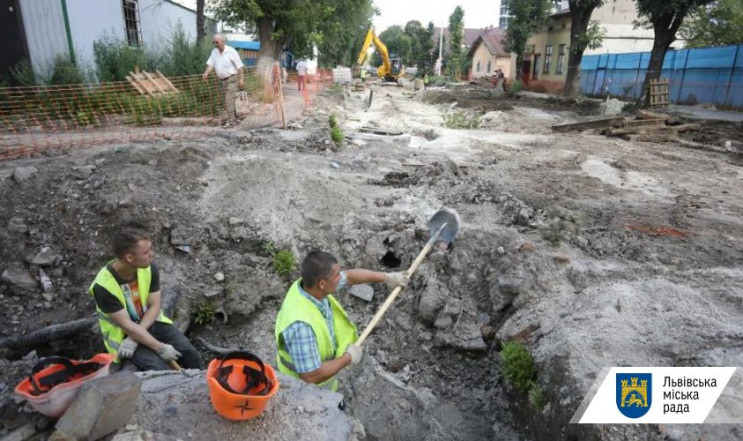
2,84,743,440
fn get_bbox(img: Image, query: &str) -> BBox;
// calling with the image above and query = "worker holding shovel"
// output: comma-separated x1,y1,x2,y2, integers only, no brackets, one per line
275,251,408,391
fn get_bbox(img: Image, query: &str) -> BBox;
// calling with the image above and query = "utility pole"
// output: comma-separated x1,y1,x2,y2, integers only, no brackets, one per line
435,22,444,76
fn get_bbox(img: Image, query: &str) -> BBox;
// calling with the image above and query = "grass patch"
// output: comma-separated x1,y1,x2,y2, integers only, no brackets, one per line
330,125,344,147
273,249,296,277
442,110,481,129
501,341,545,409
194,301,216,325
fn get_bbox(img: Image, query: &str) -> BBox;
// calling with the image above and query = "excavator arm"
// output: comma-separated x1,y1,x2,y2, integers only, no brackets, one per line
356,28,400,81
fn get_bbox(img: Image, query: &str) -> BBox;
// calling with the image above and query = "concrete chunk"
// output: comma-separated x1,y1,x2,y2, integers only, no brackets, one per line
53,371,142,441
349,284,374,302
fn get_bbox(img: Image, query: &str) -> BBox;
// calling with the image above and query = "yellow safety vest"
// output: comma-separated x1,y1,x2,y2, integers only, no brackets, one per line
275,279,357,391
88,264,172,360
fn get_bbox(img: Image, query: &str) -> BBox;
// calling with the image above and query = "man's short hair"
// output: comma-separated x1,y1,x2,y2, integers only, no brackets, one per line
112,229,149,258
301,251,337,288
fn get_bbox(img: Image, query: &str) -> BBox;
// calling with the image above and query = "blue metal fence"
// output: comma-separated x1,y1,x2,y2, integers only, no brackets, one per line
580,44,743,109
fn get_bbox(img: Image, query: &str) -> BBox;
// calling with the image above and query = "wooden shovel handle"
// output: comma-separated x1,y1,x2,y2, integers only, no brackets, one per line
169,360,182,371
355,236,439,346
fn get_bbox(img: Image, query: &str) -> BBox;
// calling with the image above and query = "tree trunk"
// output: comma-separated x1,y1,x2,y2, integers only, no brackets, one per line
196,0,205,44
258,17,282,61
638,14,683,107
563,6,595,96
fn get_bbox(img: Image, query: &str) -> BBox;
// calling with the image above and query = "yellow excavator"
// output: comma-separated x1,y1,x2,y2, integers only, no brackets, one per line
356,28,404,82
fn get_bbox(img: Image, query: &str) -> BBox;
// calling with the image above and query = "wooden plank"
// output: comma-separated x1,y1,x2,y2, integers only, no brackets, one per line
623,118,666,128
156,71,178,92
636,109,669,120
551,117,625,133
668,123,701,133
126,74,147,95
623,133,679,143
359,126,404,136
143,71,166,94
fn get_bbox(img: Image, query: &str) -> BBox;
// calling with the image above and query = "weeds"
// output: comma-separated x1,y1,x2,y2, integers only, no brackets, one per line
501,341,545,409
329,112,344,147
273,249,296,277
508,80,524,94
501,341,536,392
442,110,481,129
194,301,216,325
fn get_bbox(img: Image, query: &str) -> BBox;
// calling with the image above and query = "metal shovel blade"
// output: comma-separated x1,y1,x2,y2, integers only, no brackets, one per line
427,208,460,245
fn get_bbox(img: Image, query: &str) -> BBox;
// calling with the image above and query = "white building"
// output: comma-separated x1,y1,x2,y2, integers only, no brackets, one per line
2,0,214,79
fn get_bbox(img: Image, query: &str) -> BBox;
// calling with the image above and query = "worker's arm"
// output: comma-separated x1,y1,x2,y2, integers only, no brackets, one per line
344,269,385,285
299,353,352,385
138,289,161,330
107,309,163,352
202,65,214,80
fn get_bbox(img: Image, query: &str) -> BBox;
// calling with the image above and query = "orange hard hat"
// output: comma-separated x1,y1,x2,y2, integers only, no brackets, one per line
15,353,115,417
206,351,279,421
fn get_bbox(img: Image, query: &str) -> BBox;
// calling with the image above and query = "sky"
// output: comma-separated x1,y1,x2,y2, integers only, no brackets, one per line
174,0,503,33
371,0,502,32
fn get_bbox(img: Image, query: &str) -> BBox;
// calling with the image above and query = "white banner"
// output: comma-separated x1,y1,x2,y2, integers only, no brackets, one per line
572,367,740,424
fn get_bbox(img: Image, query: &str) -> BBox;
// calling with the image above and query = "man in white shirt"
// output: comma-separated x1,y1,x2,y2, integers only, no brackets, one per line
296,59,307,91
202,34,244,128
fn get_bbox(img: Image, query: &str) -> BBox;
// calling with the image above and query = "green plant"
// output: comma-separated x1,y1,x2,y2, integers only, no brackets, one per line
500,341,537,393
528,381,545,409
273,249,296,277
48,55,86,85
329,113,339,128
195,301,216,325
508,80,524,94
94,35,145,82
442,110,480,129
10,59,38,86
330,125,344,147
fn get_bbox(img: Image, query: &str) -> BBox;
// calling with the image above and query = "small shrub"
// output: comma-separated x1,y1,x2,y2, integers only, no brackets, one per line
500,341,536,393
273,249,295,277
329,113,338,128
195,301,216,325
528,381,545,409
330,125,344,147
10,59,38,86
48,55,86,85
442,110,480,129
508,80,524,94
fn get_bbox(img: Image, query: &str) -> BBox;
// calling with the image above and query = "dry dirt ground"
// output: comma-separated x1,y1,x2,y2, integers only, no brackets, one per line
1,81,743,441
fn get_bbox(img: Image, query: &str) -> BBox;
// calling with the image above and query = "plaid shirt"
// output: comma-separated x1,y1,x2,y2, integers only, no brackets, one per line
282,271,347,374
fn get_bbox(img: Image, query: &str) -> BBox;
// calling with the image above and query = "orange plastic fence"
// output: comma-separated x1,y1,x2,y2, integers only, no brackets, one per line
0,64,310,160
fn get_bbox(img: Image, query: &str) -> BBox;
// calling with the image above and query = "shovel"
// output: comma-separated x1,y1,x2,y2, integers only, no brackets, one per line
355,208,460,346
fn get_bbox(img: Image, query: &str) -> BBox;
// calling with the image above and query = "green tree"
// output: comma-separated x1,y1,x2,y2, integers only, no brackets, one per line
503,0,553,81
564,0,606,96
635,0,715,106
378,25,414,65
416,22,437,74
447,6,465,77
211,0,373,62
317,1,375,67
679,0,743,47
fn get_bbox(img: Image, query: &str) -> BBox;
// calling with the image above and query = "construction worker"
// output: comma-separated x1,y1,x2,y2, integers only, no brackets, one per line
360,66,367,84
423,73,429,89
89,229,202,371
275,251,408,391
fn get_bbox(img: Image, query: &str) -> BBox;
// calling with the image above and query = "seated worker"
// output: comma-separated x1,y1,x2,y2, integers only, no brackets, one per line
275,251,408,391
89,229,202,371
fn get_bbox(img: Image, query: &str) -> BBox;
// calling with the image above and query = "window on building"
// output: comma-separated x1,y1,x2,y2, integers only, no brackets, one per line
556,44,566,74
487,60,491,73
477,60,481,72
122,0,142,47
544,45,553,74
532,54,540,79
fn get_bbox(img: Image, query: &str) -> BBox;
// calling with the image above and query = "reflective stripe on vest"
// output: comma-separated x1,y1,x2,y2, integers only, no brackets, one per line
274,279,357,391
88,264,172,359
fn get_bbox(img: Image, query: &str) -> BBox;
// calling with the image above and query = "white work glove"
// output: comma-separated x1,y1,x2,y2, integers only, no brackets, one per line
156,344,182,362
384,272,409,291
345,345,363,365
117,337,138,360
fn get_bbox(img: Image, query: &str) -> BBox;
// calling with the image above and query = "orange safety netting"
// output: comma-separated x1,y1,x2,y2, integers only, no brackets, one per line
0,63,303,160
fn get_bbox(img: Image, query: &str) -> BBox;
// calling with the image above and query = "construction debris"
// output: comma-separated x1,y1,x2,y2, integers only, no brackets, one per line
550,116,624,133
126,68,179,97
598,110,701,142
